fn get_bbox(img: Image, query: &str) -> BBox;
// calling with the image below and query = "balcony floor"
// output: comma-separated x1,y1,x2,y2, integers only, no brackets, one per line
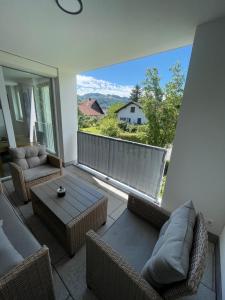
3,165,218,300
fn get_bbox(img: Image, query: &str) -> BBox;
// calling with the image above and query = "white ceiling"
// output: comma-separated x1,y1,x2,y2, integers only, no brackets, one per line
0,0,225,73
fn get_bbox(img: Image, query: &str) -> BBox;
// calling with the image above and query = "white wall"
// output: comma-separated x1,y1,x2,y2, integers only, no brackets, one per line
57,69,77,164
163,17,225,235
220,226,225,300
117,104,147,124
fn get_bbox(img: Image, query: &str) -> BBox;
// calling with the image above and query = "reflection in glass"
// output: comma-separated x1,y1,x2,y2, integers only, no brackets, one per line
3,67,57,154
0,103,10,177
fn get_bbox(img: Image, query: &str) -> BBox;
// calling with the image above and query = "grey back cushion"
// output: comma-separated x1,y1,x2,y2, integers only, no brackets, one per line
10,145,47,170
0,221,23,276
142,200,196,289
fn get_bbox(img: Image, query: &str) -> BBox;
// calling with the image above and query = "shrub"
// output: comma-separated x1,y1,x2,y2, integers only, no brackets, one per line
127,124,138,133
118,121,128,131
99,117,120,137
78,114,98,129
117,132,146,143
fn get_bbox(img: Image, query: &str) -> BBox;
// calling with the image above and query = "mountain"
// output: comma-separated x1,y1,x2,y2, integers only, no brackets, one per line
78,93,129,110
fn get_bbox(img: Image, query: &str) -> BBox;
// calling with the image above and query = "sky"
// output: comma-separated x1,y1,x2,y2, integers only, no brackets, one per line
77,45,192,97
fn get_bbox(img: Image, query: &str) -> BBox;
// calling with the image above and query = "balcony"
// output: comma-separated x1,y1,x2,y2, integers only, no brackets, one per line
3,163,218,300
77,131,166,201
0,1,225,298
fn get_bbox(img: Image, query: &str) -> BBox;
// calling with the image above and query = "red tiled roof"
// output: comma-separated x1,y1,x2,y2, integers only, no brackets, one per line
79,99,104,116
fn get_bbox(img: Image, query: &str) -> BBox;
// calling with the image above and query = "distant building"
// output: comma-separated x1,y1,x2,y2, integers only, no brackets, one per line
79,98,104,117
115,101,147,124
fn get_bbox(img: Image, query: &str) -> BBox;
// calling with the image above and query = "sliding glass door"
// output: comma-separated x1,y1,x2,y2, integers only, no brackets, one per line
0,66,58,178
0,102,10,177
33,80,56,153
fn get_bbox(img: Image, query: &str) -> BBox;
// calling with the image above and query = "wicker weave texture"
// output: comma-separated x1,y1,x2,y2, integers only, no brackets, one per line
67,197,107,255
10,154,62,203
10,162,27,202
32,191,107,256
86,196,208,300
25,170,62,200
86,230,163,300
0,246,55,300
128,194,170,229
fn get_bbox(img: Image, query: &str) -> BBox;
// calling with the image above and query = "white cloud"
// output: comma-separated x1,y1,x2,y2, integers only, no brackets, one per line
77,75,132,97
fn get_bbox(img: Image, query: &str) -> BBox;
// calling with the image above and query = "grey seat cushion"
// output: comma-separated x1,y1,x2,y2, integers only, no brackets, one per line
142,200,196,289
0,221,24,276
24,164,60,182
0,193,41,258
102,209,159,272
10,145,47,170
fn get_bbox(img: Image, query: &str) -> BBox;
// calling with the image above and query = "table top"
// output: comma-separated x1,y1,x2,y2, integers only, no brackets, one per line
31,174,105,225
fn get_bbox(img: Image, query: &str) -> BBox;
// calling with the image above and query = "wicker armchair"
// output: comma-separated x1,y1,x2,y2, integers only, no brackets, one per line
86,195,208,300
0,181,55,300
9,145,62,203
0,246,55,300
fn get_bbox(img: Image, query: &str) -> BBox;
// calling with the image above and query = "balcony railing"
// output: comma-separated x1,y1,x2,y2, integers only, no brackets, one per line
77,131,167,199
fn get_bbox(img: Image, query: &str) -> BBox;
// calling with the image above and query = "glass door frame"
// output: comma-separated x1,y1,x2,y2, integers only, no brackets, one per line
0,65,60,179
0,66,17,149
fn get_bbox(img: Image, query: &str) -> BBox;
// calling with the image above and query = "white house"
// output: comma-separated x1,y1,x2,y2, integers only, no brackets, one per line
115,101,147,124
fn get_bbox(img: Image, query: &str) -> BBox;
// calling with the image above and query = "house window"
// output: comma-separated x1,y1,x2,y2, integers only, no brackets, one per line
130,106,135,113
127,118,131,123
137,118,142,124
120,117,126,121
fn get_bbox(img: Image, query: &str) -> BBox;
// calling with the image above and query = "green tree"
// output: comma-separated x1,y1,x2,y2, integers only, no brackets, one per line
107,102,124,117
98,102,123,137
78,110,97,129
141,62,184,147
165,62,184,110
143,68,163,101
130,84,142,102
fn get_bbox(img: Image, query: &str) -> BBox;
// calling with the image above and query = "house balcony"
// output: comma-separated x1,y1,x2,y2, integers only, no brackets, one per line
77,131,167,201
1,1,225,299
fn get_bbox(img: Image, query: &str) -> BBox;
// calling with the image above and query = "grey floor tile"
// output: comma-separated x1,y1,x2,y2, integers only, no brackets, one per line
110,203,126,220
96,215,115,236
55,246,93,300
26,214,67,264
107,195,124,215
53,267,70,300
19,202,34,219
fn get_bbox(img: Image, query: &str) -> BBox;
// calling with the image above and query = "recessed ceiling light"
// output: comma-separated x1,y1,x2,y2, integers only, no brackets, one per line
55,0,83,15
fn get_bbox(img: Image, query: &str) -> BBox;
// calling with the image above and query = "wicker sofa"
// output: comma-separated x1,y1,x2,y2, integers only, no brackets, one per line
86,195,208,300
9,145,62,203
0,182,55,300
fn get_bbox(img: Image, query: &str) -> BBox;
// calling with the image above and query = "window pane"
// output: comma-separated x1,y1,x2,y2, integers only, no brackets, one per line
3,67,58,154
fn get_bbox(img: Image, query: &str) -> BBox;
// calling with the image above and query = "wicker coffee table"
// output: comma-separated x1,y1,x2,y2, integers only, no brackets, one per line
30,174,108,256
